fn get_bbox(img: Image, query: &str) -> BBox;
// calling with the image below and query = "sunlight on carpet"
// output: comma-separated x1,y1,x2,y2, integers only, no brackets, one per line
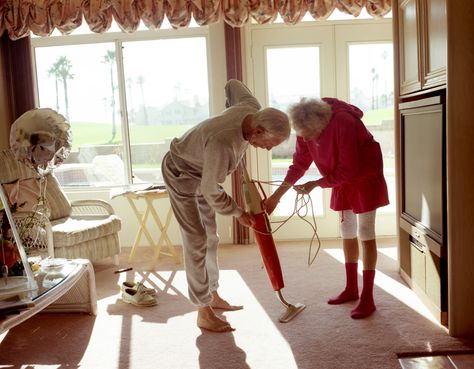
94,269,299,369
4,240,471,369
378,246,398,261
324,247,441,325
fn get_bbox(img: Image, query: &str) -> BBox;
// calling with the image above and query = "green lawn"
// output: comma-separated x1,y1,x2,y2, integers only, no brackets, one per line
70,107,393,150
363,107,394,126
70,122,193,151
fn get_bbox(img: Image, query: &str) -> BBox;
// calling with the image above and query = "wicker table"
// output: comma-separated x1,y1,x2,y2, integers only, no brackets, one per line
0,258,97,335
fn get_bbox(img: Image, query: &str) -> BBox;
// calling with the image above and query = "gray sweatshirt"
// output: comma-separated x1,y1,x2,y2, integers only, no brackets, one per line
169,79,261,217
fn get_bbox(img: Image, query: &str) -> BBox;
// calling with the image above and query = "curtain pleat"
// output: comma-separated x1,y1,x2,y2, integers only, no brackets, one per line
279,0,308,25
82,0,113,34
50,0,85,36
249,0,278,25
0,0,391,40
366,0,391,17
191,0,221,26
336,0,364,17
136,0,166,30
166,0,193,28
112,0,141,32
308,0,336,20
222,0,250,27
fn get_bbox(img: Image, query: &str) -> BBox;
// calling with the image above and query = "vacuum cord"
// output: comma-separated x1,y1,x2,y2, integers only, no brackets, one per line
247,179,321,267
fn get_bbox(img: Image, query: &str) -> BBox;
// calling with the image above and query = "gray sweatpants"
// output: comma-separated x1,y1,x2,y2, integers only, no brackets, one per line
161,152,219,307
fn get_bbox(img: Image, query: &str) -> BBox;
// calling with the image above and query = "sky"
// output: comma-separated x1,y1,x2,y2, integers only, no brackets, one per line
34,38,208,123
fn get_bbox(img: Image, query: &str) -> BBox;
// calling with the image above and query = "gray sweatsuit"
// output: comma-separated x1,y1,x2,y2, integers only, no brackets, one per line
161,79,261,306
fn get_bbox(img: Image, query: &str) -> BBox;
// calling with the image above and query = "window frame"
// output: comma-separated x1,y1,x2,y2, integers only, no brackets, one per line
30,22,227,189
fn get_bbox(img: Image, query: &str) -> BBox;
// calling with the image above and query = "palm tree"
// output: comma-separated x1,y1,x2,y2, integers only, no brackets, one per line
381,50,389,107
136,75,148,125
126,77,134,124
47,64,60,112
47,56,74,119
371,67,379,110
102,50,117,142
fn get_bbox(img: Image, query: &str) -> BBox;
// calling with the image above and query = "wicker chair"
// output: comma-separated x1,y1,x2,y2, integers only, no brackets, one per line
0,149,121,264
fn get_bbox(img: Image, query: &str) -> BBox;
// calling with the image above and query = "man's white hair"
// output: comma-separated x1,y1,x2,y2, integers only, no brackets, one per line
251,107,290,141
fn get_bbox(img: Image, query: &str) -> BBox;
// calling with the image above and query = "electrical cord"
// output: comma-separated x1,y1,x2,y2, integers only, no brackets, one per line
248,178,321,267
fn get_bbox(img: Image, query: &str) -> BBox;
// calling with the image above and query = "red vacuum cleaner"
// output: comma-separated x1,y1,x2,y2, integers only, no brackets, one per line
242,166,305,322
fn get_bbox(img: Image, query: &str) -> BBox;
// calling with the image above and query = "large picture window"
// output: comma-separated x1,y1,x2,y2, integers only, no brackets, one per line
32,26,212,188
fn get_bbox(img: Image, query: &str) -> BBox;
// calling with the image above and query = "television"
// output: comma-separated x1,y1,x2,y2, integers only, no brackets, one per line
400,96,446,245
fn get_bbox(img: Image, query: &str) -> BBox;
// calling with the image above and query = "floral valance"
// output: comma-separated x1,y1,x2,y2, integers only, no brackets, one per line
0,0,391,40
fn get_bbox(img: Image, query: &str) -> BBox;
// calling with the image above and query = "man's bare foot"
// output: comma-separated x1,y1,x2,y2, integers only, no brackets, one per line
197,306,235,333
211,291,243,311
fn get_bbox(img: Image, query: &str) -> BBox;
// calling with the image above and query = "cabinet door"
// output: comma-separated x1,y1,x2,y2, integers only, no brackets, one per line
399,0,421,95
420,0,447,89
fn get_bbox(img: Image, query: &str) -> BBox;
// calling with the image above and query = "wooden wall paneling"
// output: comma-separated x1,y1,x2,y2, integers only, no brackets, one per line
393,1,402,265
421,0,447,90
446,0,474,338
398,0,422,95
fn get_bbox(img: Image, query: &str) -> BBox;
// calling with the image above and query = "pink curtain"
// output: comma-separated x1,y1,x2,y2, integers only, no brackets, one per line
0,33,35,120
224,23,250,244
0,0,391,40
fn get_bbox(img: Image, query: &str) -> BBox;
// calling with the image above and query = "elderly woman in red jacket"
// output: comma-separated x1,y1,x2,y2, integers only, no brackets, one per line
264,97,389,319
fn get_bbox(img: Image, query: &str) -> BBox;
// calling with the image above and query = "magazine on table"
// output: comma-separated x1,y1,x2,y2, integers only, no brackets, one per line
109,183,167,199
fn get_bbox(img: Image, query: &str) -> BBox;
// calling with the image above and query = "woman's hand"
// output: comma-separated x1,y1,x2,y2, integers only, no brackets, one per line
262,194,281,215
237,211,256,227
293,180,319,195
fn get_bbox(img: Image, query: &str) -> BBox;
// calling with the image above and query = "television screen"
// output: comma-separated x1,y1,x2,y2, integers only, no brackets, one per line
401,101,444,242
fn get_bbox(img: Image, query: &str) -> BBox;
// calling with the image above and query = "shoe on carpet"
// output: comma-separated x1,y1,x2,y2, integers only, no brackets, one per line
121,281,156,296
122,287,158,307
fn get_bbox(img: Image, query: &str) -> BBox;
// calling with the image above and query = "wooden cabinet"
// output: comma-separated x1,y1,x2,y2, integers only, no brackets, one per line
395,0,474,338
399,218,447,325
398,96,447,325
398,0,446,95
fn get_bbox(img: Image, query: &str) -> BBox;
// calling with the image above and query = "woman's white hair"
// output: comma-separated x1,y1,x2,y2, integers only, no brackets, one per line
288,98,332,134
251,107,290,141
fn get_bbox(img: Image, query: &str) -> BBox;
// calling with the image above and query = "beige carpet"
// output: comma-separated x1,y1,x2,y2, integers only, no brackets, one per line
1,238,473,369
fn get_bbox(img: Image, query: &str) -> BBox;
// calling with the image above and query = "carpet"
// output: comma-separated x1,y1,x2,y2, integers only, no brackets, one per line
0,238,473,369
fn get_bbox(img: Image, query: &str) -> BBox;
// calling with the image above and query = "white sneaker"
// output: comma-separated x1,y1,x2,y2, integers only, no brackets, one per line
122,287,158,307
120,281,156,296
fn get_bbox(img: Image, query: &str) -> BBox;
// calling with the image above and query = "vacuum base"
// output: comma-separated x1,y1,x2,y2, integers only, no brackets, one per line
279,302,306,323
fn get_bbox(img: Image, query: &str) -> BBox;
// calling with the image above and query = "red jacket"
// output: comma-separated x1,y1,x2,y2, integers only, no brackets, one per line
284,98,389,214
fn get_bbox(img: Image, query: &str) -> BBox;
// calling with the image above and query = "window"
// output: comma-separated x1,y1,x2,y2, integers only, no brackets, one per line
31,23,217,188
348,43,395,214
265,46,324,217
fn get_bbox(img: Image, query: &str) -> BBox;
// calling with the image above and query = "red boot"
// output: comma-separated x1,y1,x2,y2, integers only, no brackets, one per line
351,270,376,319
327,262,359,305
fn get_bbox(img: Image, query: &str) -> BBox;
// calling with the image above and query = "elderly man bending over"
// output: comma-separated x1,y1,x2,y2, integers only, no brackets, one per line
161,79,290,332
